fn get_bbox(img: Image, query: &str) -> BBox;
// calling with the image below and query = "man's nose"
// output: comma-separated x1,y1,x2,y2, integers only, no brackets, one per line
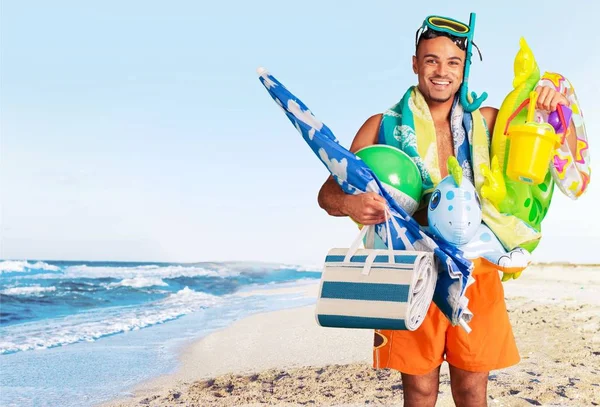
435,62,448,76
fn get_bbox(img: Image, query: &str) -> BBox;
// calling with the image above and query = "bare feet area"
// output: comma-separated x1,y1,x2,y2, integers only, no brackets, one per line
102,265,600,407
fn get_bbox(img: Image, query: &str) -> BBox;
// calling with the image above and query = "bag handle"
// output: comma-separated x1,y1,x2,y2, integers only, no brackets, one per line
343,206,395,264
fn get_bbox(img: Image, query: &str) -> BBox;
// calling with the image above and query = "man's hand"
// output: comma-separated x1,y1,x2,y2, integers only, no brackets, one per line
344,192,387,225
534,85,570,112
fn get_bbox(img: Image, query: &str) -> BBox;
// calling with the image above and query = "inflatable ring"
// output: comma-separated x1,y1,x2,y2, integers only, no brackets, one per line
535,72,591,199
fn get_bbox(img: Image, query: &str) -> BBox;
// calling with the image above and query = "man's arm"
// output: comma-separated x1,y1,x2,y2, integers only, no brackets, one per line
480,106,498,140
317,114,387,225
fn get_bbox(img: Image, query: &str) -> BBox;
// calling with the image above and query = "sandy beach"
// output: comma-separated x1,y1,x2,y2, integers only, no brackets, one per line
102,264,600,407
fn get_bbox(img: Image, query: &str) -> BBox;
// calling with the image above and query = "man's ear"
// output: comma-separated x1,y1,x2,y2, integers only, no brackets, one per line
412,55,418,74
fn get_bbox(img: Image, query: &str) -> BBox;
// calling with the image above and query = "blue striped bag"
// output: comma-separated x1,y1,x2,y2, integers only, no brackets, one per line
315,212,437,331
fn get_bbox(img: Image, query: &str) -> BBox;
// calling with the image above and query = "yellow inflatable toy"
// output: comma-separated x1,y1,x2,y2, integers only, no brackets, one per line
482,37,591,281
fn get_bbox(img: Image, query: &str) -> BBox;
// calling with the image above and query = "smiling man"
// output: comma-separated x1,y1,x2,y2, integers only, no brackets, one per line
317,14,570,407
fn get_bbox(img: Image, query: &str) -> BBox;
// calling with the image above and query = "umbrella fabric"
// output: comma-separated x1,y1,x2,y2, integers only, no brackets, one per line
257,67,475,332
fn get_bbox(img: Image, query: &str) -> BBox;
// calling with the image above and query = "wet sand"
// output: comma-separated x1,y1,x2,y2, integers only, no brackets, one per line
102,264,600,406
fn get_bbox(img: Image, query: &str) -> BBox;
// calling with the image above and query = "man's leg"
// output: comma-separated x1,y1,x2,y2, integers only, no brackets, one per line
400,365,441,407
444,269,520,406
448,364,489,407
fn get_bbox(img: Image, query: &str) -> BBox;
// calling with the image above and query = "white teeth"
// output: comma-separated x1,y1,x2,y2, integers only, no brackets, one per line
432,80,450,85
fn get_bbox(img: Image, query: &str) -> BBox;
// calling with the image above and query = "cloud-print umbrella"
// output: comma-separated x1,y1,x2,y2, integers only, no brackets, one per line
257,67,476,333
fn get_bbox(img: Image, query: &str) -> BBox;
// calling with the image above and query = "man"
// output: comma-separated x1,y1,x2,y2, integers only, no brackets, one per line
317,15,571,407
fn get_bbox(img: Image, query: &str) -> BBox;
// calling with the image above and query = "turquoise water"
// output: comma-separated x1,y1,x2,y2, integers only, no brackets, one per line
0,260,321,407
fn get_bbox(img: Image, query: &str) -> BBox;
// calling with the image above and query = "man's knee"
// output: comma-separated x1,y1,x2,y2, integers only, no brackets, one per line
449,365,489,407
400,366,440,407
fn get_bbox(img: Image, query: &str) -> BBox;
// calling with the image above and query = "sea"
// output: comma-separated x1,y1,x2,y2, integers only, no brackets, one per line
0,259,322,407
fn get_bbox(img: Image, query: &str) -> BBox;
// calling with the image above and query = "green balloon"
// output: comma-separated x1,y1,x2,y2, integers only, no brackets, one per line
355,145,423,215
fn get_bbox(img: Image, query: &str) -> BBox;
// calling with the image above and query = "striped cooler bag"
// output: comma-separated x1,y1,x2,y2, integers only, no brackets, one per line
315,212,437,331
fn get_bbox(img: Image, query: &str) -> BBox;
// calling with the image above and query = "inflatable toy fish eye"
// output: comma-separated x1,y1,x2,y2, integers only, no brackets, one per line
430,190,441,211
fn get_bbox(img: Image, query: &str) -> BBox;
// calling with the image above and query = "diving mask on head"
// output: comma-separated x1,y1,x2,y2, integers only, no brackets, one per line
415,13,488,112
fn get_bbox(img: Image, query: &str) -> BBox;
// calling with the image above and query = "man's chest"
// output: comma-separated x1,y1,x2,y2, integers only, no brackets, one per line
434,122,454,178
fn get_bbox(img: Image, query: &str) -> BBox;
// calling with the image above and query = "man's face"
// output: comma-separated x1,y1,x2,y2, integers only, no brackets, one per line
412,35,466,104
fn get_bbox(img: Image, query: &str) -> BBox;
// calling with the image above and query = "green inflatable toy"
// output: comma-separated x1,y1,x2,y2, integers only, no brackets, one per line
491,38,557,254
355,145,423,215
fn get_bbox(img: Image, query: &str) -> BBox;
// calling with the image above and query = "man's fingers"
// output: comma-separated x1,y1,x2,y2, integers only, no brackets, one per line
373,200,388,211
548,93,559,112
536,87,552,111
360,216,387,225
369,193,387,203
364,205,386,217
363,207,378,217
362,205,386,218
550,93,568,112
362,194,387,210
542,88,555,111
350,193,388,225
535,86,569,112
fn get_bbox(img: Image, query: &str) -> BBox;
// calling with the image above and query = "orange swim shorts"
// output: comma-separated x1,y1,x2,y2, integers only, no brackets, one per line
373,262,520,375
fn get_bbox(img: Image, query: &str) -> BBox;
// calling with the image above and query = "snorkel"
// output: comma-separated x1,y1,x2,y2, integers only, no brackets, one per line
460,13,488,112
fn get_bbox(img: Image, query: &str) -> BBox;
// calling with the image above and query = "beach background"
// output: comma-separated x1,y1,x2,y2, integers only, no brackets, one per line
1,261,598,407
2,0,600,406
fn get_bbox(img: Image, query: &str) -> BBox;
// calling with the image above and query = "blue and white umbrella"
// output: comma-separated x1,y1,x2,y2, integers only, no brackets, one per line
257,67,475,332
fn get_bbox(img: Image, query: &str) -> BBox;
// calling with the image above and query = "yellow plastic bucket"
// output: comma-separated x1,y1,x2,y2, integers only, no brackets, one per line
506,122,560,184
504,89,562,185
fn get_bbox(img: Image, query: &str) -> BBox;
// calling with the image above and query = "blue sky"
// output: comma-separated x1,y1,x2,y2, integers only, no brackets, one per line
1,0,599,264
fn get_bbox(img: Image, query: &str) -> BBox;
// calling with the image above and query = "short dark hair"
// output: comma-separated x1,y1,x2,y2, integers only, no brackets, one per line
415,29,467,53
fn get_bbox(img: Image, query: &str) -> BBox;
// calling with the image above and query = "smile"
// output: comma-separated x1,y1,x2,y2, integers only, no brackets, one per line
430,79,451,87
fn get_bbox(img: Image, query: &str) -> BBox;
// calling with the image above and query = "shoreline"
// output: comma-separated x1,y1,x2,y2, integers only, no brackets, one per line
100,300,374,406
102,265,600,406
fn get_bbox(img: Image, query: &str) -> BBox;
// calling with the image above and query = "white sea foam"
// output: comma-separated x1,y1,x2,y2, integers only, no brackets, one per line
1,285,57,296
0,287,222,354
11,262,300,281
108,276,169,289
0,260,60,274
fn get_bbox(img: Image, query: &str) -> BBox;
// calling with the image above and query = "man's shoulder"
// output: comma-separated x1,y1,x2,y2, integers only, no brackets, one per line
350,114,383,152
358,113,384,132
362,113,382,120
480,106,499,119
479,106,499,135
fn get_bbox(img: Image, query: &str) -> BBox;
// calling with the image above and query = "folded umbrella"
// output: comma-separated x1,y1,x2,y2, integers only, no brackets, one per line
257,67,475,332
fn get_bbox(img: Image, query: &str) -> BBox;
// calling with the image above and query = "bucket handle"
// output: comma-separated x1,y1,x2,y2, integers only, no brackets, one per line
503,90,567,142
503,97,531,136
555,105,569,145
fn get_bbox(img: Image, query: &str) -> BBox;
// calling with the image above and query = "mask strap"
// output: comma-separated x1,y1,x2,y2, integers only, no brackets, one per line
414,26,425,49
472,41,483,61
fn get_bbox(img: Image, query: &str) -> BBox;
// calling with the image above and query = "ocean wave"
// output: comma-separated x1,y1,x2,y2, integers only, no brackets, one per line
279,263,322,273
107,277,169,289
0,260,60,274
1,285,57,296
7,262,316,281
63,264,221,279
0,287,221,354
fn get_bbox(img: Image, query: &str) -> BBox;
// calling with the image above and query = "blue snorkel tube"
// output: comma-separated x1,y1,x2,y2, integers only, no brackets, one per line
460,13,488,112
